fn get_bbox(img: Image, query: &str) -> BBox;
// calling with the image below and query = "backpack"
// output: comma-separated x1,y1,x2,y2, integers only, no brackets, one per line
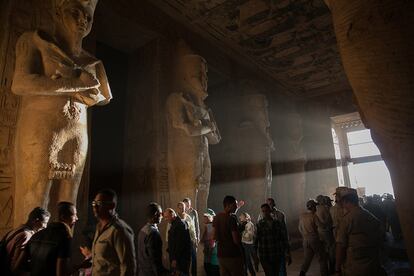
0,227,27,275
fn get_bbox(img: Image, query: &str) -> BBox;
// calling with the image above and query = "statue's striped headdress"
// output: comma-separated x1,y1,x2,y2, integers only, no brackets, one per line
55,0,98,10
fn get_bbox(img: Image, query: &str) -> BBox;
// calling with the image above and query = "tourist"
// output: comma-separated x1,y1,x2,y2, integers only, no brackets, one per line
137,202,168,276
335,188,386,275
17,202,89,276
91,189,136,276
257,198,285,223
201,208,219,276
257,198,291,275
164,208,192,275
255,203,289,276
239,212,256,276
330,187,348,238
177,202,197,257
213,195,244,276
363,195,387,235
382,193,402,240
298,200,328,276
183,197,200,276
315,195,335,273
1,207,50,275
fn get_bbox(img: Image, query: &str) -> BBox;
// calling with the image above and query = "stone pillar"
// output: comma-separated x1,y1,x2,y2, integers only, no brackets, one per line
325,0,414,267
122,39,171,231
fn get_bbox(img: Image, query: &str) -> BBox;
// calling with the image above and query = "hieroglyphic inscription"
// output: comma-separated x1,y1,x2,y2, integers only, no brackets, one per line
0,0,53,235
154,40,171,208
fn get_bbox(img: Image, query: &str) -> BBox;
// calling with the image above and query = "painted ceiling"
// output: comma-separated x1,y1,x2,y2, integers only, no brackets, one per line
152,0,352,97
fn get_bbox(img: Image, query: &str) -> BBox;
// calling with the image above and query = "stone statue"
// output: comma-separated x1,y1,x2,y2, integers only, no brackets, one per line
166,41,220,214
231,80,274,219
11,0,111,225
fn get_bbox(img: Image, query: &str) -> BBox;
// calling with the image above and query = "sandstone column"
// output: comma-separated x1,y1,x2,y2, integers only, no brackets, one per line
325,0,414,267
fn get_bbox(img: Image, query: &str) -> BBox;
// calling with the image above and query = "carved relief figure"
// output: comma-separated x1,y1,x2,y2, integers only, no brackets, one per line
283,112,306,227
231,80,274,219
11,0,111,225
166,42,220,214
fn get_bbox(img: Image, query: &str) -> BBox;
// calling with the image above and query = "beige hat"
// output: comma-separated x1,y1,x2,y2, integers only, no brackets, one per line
340,188,358,198
333,186,349,198
334,187,358,199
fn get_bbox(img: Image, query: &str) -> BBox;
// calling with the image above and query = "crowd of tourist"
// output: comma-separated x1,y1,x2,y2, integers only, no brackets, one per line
297,188,401,276
0,188,402,276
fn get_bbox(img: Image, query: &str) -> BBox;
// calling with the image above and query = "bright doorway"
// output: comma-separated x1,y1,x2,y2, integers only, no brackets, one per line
331,113,393,196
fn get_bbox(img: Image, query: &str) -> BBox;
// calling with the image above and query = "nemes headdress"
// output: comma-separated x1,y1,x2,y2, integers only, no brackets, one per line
55,0,98,10
176,39,206,65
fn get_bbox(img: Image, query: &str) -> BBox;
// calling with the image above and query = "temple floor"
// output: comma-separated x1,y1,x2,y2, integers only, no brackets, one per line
193,232,411,275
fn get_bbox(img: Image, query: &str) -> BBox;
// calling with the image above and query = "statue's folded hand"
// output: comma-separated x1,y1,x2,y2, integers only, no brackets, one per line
78,70,100,90
72,88,105,106
207,121,216,132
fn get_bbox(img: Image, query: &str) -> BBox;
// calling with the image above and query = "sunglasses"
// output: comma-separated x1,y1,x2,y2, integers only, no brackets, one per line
91,200,113,207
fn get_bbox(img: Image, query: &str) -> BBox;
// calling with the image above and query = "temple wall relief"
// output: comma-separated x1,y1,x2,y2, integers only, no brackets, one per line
0,0,54,234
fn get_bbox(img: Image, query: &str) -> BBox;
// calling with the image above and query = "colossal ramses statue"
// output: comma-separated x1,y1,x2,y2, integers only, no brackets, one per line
236,80,274,219
166,42,220,214
11,0,111,225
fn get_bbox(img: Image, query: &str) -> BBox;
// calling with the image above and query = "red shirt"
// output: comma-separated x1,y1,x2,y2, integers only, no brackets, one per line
213,212,241,258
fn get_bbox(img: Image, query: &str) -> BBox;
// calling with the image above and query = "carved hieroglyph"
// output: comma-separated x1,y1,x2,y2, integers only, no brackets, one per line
166,41,220,214
1,0,56,234
11,0,111,225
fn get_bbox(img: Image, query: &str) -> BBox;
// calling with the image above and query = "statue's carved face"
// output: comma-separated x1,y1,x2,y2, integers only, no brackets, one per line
58,2,94,38
178,55,208,100
199,60,208,93
187,57,208,99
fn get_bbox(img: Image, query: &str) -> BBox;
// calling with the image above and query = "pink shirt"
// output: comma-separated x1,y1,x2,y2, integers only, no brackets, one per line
6,225,34,271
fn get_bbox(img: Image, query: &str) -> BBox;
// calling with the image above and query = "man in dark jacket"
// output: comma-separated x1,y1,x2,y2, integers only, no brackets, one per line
164,208,192,275
137,202,168,276
17,202,88,276
2,207,50,275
